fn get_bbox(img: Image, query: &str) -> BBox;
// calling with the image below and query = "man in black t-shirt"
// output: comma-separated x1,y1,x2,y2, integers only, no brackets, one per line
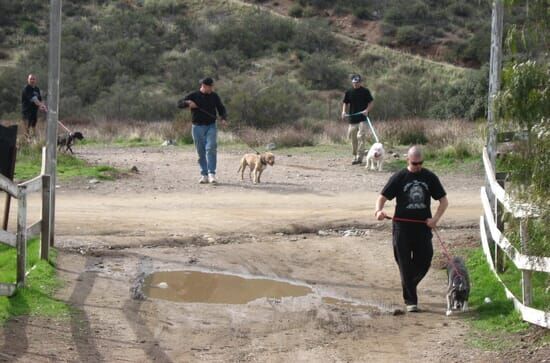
178,77,228,184
21,74,47,140
342,74,374,165
374,146,448,312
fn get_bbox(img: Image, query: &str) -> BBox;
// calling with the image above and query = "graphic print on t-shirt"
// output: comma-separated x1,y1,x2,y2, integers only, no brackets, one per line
404,180,428,209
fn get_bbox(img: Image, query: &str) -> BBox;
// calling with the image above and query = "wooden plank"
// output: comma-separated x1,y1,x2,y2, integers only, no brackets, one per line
19,175,43,194
16,189,27,287
480,217,550,328
27,220,42,239
0,229,17,248
0,173,19,198
481,188,550,272
41,175,51,260
0,283,16,297
483,148,537,218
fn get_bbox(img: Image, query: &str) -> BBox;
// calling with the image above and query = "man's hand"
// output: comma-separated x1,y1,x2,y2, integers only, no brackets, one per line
39,103,48,112
426,218,438,229
220,119,228,128
375,210,387,221
362,109,369,116
187,100,198,109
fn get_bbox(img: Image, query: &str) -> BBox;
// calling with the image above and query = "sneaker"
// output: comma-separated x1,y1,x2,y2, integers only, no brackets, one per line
208,173,217,184
351,159,361,165
199,175,209,184
406,305,419,312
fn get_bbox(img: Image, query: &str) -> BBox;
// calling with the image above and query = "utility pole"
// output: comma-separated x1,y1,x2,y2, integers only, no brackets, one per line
45,0,62,246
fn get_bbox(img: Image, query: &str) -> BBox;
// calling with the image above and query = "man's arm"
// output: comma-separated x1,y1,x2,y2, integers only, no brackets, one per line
374,195,388,220
426,196,448,228
341,102,349,120
363,100,373,115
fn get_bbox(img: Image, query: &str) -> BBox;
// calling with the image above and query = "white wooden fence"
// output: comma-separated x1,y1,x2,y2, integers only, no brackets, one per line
0,149,51,296
480,147,550,328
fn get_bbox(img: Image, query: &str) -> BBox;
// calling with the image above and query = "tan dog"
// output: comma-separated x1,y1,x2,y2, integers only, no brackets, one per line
238,152,275,184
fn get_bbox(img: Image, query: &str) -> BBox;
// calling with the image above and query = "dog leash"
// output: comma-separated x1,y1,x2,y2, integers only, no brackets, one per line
57,120,73,134
384,216,465,279
344,113,380,143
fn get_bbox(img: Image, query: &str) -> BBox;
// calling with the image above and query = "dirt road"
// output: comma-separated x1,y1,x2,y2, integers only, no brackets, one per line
0,145,537,362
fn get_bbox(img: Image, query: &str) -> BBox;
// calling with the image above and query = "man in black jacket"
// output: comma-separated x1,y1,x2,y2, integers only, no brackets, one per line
178,78,228,184
21,74,47,140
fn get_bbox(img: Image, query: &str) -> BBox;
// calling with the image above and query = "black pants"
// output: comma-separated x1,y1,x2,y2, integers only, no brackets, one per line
392,223,433,305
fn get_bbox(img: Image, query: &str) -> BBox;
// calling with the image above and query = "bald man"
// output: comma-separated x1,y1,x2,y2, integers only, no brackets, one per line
374,145,448,313
21,74,47,140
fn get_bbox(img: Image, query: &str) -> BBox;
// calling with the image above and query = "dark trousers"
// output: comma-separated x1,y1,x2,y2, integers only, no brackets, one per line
392,223,433,305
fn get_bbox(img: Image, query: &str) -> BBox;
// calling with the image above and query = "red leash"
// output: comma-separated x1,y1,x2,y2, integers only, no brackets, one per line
385,216,464,278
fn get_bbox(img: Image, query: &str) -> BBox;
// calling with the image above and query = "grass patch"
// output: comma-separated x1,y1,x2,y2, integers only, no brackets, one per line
0,240,70,322
14,144,121,181
466,248,529,336
498,263,549,311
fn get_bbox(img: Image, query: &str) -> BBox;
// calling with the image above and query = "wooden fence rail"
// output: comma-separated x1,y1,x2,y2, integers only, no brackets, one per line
0,155,51,296
480,147,549,328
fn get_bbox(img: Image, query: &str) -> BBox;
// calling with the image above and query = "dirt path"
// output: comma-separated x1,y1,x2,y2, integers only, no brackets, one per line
1,145,540,362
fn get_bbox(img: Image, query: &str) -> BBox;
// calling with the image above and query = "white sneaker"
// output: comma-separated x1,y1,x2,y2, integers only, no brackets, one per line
406,305,419,312
208,173,217,184
199,175,209,184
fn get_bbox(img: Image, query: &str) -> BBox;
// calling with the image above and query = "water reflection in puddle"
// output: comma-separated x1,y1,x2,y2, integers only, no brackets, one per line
143,270,313,304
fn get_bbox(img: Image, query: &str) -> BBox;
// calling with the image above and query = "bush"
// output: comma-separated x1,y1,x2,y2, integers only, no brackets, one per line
221,78,305,129
299,53,348,90
22,22,39,36
289,5,304,18
395,25,424,46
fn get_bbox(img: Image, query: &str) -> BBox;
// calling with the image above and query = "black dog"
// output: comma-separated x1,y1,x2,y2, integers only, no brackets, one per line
446,256,470,316
57,131,84,154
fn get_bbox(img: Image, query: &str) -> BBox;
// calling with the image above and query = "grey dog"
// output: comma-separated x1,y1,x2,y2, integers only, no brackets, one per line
446,256,470,316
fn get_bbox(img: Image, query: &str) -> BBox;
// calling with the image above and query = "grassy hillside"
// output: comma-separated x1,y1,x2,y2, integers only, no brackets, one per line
0,0,487,124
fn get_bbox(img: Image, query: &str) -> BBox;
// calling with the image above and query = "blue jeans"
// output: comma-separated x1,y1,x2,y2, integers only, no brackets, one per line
192,123,217,176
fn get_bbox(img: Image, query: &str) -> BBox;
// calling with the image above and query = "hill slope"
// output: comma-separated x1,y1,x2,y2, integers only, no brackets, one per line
0,0,487,123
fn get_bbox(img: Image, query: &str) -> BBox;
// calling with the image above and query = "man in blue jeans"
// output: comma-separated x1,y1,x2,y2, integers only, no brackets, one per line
179,78,228,184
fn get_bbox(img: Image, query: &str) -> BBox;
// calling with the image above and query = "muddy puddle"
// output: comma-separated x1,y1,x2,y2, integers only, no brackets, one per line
143,270,313,304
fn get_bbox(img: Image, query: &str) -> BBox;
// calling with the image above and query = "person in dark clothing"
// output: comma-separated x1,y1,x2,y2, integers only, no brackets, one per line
374,145,449,312
342,74,374,165
21,74,47,140
178,77,228,184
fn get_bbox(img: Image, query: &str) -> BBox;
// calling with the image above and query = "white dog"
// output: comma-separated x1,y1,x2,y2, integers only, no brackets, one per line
366,142,385,171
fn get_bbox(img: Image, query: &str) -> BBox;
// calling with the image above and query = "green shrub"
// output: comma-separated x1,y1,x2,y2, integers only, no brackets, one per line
221,78,304,129
22,22,39,36
299,53,348,90
395,25,424,46
289,5,304,18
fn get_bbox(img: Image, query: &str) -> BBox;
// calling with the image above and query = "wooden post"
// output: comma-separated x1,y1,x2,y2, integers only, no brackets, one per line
40,175,51,260
487,0,504,168
520,218,532,306
45,0,63,247
16,187,27,287
495,172,506,272
2,146,17,231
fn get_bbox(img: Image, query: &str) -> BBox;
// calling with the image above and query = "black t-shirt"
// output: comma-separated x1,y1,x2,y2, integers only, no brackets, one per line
343,86,374,124
381,168,446,222
21,85,42,119
183,91,227,126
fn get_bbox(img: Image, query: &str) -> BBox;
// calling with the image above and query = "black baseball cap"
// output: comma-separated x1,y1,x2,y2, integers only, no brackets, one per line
200,77,214,86
351,74,362,83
